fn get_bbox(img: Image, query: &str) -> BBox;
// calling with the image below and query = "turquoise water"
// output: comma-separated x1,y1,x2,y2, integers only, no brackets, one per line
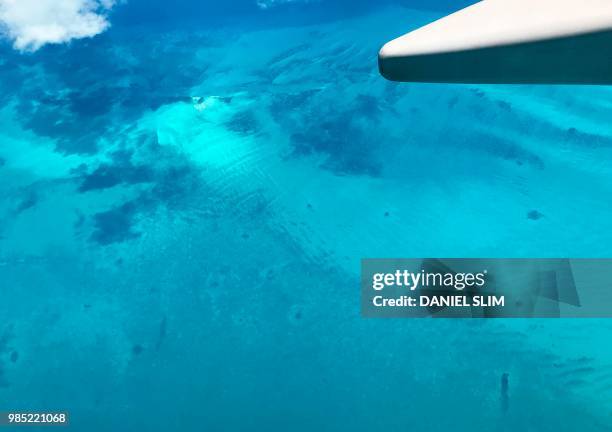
1,1,612,430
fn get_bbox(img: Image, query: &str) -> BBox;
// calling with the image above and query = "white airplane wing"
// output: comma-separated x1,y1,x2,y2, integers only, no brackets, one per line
379,0,612,84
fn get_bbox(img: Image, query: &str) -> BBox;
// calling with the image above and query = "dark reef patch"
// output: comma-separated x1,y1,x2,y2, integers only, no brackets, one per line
67,87,119,119
465,132,545,170
527,210,544,221
91,200,144,245
9,32,211,155
471,89,486,99
88,144,204,245
79,152,155,192
149,164,201,205
279,90,386,177
0,327,13,388
354,94,383,119
566,127,612,148
225,110,259,135
15,191,38,214
14,96,106,154
290,114,382,177
497,100,512,112
269,89,321,122
447,96,459,109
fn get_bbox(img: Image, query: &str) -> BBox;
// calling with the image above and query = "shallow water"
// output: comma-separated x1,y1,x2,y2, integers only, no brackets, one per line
1,1,612,431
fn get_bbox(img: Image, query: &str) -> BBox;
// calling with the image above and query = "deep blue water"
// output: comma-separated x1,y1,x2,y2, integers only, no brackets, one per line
1,1,612,430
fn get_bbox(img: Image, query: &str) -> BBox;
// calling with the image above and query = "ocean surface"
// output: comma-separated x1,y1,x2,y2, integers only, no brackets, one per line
1,1,612,430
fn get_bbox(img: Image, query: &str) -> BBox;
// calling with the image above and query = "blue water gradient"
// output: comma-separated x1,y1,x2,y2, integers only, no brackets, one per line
1,1,612,430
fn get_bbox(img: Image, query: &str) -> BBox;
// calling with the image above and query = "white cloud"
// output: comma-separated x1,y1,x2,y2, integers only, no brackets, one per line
0,0,116,52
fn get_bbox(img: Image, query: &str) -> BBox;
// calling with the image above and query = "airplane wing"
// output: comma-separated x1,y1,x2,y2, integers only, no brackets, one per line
379,0,612,84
